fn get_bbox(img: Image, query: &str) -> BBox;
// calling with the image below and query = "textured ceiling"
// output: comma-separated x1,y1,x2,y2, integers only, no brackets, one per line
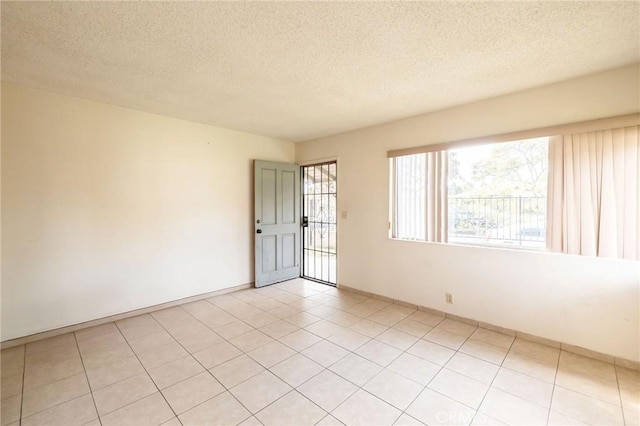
2,2,639,142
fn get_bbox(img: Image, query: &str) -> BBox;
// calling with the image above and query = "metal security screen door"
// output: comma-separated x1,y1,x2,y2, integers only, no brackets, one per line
302,161,337,285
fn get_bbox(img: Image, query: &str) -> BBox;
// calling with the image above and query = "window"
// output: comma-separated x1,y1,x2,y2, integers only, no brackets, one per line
393,154,426,240
390,116,640,259
391,137,549,249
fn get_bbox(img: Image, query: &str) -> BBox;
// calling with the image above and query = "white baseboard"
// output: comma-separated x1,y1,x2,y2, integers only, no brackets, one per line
0,282,252,349
338,283,639,371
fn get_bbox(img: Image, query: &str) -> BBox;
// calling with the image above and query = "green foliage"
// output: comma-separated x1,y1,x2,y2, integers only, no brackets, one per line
450,138,548,197
448,151,471,196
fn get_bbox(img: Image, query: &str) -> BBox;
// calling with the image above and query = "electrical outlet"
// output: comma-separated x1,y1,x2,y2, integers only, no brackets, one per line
445,293,454,304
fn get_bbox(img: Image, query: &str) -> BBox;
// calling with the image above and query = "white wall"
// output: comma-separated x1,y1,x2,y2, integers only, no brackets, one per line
296,64,640,362
1,83,295,341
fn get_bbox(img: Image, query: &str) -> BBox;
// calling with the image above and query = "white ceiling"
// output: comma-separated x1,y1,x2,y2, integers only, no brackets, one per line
2,2,638,142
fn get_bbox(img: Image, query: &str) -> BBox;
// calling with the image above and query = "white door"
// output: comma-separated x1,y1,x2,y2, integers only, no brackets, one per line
254,160,300,287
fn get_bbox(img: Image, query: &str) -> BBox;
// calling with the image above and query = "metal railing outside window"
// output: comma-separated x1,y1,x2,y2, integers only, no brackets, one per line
448,196,546,248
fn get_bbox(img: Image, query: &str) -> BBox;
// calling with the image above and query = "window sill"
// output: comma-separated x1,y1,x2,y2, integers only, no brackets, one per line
388,236,549,254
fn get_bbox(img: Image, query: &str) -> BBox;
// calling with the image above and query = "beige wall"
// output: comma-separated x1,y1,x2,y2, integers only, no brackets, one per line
1,83,294,341
296,64,640,361
3,65,639,361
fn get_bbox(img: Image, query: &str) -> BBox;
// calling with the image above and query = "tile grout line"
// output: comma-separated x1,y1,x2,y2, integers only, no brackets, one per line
111,321,181,423
11,288,313,425
16,290,344,426
286,308,445,425
472,333,624,424
274,295,452,424
614,364,627,426
179,283,347,422
14,281,619,426
241,294,368,423
398,316,478,424
421,323,623,424
193,283,393,422
422,317,478,416
18,344,26,426
550,352,626,424
72,332,103,426
19,341,132,422
178,291,318,363
467,332,517,425
545,345,562,425
185,285,362,421
15,344,103,422
11,286,493,425
145,293,322,421
170,286,350,421
348,308,620,426
499,349,557,382
18,354,98,420
335,320,437,425
13,288,432,424
146,309,261,423
321,311,510,424
254,388,327,424
179,300,373,424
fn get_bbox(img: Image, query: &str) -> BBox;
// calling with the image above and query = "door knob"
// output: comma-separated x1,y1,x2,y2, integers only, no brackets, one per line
256,229,262,234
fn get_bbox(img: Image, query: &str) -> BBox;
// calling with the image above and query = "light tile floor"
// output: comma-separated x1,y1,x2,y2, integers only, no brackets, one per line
1,278,638,426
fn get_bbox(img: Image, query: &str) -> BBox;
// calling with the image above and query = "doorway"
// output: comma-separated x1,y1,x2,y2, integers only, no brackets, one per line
301,161,337,286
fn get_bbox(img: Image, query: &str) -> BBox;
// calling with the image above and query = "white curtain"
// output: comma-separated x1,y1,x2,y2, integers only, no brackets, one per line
426,151,448,243
547,125,639,260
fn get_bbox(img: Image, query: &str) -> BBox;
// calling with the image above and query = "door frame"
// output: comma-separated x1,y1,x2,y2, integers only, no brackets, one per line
299,158,339,286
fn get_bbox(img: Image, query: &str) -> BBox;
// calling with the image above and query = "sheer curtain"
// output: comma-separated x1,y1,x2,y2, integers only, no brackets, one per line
547,125,639,260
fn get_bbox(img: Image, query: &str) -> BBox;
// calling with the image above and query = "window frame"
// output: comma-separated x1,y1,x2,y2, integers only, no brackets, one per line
390,139,550,251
